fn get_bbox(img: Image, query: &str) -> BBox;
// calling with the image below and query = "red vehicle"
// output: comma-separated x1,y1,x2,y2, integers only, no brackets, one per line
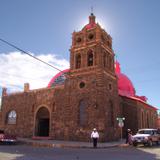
0,130,17,144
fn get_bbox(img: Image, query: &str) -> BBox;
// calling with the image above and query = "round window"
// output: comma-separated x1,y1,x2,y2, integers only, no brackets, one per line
79,82,85,88
88,33,94,40
76,37,82,43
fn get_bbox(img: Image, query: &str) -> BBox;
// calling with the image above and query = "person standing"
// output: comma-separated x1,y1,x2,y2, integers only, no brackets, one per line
91,128,99,148
126,129,132,144
128,129,133,145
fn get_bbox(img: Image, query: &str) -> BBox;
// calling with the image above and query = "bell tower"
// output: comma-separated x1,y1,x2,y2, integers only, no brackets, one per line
70,13,114,74
67,13,120,141
69,13,117,89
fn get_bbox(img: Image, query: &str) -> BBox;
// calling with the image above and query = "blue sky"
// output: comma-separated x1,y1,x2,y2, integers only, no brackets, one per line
0,0,160,111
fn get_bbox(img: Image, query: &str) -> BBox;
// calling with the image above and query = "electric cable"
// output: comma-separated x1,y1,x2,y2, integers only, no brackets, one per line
0,38,63,72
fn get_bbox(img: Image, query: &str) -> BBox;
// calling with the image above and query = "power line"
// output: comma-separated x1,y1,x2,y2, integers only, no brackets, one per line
0,38,62,72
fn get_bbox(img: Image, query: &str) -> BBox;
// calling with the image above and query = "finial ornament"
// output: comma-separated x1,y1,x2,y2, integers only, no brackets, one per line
91,6,93,14
89,7,96,24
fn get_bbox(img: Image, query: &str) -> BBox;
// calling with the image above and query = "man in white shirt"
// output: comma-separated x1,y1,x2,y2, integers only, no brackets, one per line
91,128,99,148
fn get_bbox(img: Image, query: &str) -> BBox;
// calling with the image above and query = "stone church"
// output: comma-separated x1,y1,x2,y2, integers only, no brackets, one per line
0,13,158,142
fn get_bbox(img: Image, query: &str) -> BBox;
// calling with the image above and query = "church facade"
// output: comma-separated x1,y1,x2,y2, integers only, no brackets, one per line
0,14,158,142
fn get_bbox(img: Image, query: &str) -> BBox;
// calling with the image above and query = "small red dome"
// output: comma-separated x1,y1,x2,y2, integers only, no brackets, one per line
85,23,97,30
115,61,135,97
84,13,97,30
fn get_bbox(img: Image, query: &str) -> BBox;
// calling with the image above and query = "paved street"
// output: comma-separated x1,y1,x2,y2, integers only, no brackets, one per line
0,144,160,160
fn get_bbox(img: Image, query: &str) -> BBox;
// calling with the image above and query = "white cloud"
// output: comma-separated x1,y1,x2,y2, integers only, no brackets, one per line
0,51,69,93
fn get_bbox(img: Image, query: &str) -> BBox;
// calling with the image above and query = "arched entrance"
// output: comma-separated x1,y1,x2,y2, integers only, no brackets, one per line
35,107,50,137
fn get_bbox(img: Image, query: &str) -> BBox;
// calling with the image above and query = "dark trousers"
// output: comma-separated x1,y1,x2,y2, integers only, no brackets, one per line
93,138,98,148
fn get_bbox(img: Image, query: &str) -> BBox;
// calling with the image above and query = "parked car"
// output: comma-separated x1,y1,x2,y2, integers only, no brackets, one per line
0,130,17,144
132,128,160,147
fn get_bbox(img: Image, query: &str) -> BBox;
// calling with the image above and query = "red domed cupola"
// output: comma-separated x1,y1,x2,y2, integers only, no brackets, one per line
84,13,97,30
115,61,136,97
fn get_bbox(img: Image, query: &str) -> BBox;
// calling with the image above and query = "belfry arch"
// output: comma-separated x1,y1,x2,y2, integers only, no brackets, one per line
35,107,50,137
87,49,94,66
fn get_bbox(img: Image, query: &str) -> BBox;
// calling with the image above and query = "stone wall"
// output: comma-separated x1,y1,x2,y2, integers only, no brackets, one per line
120,96,158,137
1,87,55,137
0,84,157,142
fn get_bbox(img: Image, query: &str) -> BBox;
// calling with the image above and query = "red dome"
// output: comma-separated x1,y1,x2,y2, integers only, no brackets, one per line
85,23,97,30
115,61,135,97
47,69,69,88
83,13,97,30
48,65,135,97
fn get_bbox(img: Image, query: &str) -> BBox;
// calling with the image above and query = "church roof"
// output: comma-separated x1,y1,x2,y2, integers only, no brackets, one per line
120,95,157,110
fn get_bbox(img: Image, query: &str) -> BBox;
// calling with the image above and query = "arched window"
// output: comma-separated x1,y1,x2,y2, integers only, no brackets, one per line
78,100,87,126
108,56,112,69
144,111,146,128
141,111,144,128
7,110,17,124
150,113,153,127
87,50,94,66
76,54,81,69
103,52,106,67
147,112,150,128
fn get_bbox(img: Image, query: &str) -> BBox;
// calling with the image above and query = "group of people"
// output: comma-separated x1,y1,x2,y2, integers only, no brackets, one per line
90,128,133,148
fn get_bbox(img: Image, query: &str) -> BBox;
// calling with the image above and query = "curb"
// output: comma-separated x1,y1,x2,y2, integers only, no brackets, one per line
18,140,123,149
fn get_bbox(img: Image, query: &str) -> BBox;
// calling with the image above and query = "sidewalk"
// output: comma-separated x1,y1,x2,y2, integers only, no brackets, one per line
17,138,127,148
